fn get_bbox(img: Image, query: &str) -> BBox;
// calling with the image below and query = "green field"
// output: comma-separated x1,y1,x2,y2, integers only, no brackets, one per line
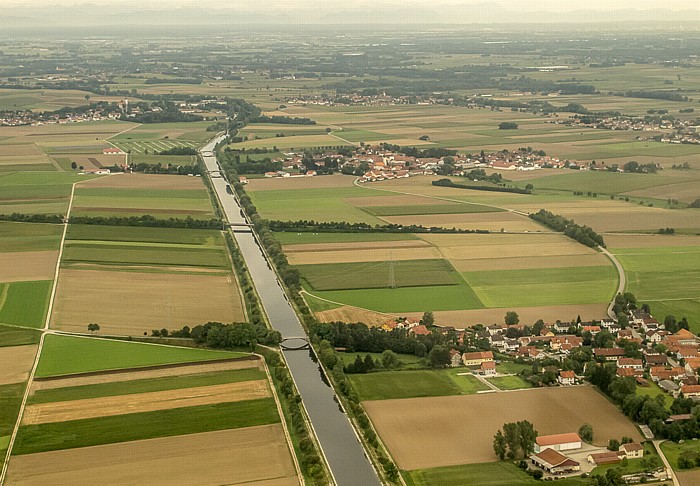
486,375,533,390
0,222,63,252
28,367,266,404
349,369,489,401
361,203,503,216
614,246,700,332
0,325,42,347
404,461,591,486
463,266,618,307
308,281,484,313
298,259,460,291
66,225,224,246
274,231,418,245
62,241,230,268
111,139,199,155
13,398,279,455
520,170,688,195
0,172,98,215
661,440,700,471
35,335,246,377
0,383,25,436
0,280,52,328
248,186,384,224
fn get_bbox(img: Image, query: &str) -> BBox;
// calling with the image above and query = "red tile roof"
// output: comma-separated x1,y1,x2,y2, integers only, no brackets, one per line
536,433,581,447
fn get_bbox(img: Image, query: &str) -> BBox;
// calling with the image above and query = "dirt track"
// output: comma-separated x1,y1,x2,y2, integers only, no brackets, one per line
364,387,642,470
23,380,270,425
31,358,261,391
0,345,38,385
5,424,299,486
51,269,245,335
0,251,57,283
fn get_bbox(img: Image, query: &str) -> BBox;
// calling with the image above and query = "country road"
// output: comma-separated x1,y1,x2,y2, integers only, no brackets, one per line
600,247,627,321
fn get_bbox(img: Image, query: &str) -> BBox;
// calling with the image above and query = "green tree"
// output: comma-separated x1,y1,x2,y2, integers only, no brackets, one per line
381,350,401,370
493,430,507,460
579,423,594,443
516,420,538,457
87,323,100,333
421,311,435,327
664,315,678,333
608,439,620,451
505,311,520,325
428,345,451,368
363,354,376,372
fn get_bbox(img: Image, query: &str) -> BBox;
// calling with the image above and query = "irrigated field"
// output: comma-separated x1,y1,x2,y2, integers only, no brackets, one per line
364,386,642,470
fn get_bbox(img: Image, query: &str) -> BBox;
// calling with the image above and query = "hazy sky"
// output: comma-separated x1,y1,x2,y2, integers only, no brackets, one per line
6,0,700,9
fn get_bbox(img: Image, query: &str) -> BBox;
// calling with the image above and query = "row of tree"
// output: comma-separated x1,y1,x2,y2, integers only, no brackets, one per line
432,178,532,195
68,215,224,229
529,209,605,248
267,219,489,234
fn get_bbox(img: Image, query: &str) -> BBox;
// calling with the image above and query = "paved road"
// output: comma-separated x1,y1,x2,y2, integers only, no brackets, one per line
653,440,680,486
201,136,381,486
600,247,627,321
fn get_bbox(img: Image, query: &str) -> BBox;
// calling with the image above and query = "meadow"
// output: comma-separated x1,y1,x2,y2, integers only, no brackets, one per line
0,281,52,329
349,369,489,401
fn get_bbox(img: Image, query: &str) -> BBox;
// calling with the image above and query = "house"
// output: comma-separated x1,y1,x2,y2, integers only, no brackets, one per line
685,357,700,374
238,176,248,184
531,448,580,474
449,349,462,367
650,367,686,382
550,335,583,352
677,347,700,360
534,433,582,453
659,380,681,396
583,325,601,335
641,318,661,333
593,348,626,361
587,451,622,466
479,361,497,376
644,352,668,367
503,338,519,353
681,384,700,398
619,442,644,459
646,330,667,344
630,310,652,328
517,346,546,360
667,329,699,347
554,322,575,333
462,351,494,367
264,171,278,178
487,324,506,336
558,370,575,386
617,358,643,370
617,368,643,378
410,325,431,337
617,329,634,339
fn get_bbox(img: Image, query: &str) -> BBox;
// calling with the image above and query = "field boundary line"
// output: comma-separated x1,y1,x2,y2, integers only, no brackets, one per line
107,123,141,140
0,284,8,311
0,179,80,484
328,130,359,147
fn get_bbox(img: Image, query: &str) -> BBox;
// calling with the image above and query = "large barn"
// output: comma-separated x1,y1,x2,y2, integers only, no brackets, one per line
534,433,582,453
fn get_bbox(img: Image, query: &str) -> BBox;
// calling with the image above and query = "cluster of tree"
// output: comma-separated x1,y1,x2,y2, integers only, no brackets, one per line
678,449,700,469
690,199,700,208
267,219,490,235
623,161,659,174
128,101,203,124
250,115,316,125
161,321,280,351
671,162,692,170
157,146,198,156
461,168,503,184
529,209,605,248
0,213,63,224
658,227,676,235
618,90,687,102
68,215,223,229
378,142,457,159
219,150,283,174
433,178,531,195
498,122,519,130
492,420,538,460
145,77,201,84
129,162,201,175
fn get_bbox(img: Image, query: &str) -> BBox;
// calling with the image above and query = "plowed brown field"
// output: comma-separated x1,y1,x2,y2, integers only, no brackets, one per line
364,387,642,470
0,251,57,283
23,380,270,425
6,424,300,486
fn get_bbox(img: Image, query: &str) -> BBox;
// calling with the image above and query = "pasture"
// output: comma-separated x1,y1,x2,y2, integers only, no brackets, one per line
364,386,642,470
611,239,700,332
349,369,489,401
0,281,52,328
35,335,241,377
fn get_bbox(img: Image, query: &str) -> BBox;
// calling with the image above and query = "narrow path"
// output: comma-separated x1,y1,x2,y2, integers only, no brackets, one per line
328,130,359,147
653,440,680,486
473,374,501,392
0,181,79,484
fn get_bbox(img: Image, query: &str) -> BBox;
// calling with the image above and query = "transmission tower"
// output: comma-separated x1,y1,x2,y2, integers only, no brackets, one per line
388,261,396,289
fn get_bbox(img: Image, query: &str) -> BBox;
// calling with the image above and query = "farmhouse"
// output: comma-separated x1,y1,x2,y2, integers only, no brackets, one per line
681,384,700,398
531,448,580,474
410,325,431,337
667,329,699,347
617,358,643,370
685,357,700,374
620,442,644,459
462,351,494,367
593,348,626,361
587,451,622,466
534,433,582,453
478,361,497,376
449,349,462,367
558,370,575,386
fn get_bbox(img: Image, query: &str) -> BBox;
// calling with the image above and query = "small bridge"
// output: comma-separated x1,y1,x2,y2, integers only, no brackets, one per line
280,337,311,351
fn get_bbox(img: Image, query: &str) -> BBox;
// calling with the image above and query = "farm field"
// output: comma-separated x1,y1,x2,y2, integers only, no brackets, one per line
348,369,490,401
363,386,642,470
0,345,37,386
5,424,299,486
0,326,41,348
609,235,700,332
0,172,99,215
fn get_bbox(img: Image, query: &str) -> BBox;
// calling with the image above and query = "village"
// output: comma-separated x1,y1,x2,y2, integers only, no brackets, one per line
561,114,700,145
371,308,700,482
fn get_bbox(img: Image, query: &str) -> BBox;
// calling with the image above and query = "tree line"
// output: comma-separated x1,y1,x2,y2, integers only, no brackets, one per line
68,215,223,229
529,209,605,248
433,178,532,195
267,219,490,234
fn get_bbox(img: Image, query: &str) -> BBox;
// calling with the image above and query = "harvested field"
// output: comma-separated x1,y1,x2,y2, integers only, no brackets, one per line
247,173,356,191
32,357,260,391
23,380,270,425
77,173,204,191
380,212,544,232
402,303,609,327
5,424,299,486
364,386,642,470
0,251,57,283
605,234,700,249
678,469,700,486
283,239,432,254
314,305,393,326
624,180,700,203
51,269,245,335
452,254,609,272
0,345,37,386
286,245,441,265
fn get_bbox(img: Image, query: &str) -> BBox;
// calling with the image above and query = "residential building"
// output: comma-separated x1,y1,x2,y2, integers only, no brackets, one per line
619,443,644,459
681,384,700,398
479,361,497,376
617,358,643,370
587,451,622,466
462,351,494,367
558,370,575,386
593,348,626,361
